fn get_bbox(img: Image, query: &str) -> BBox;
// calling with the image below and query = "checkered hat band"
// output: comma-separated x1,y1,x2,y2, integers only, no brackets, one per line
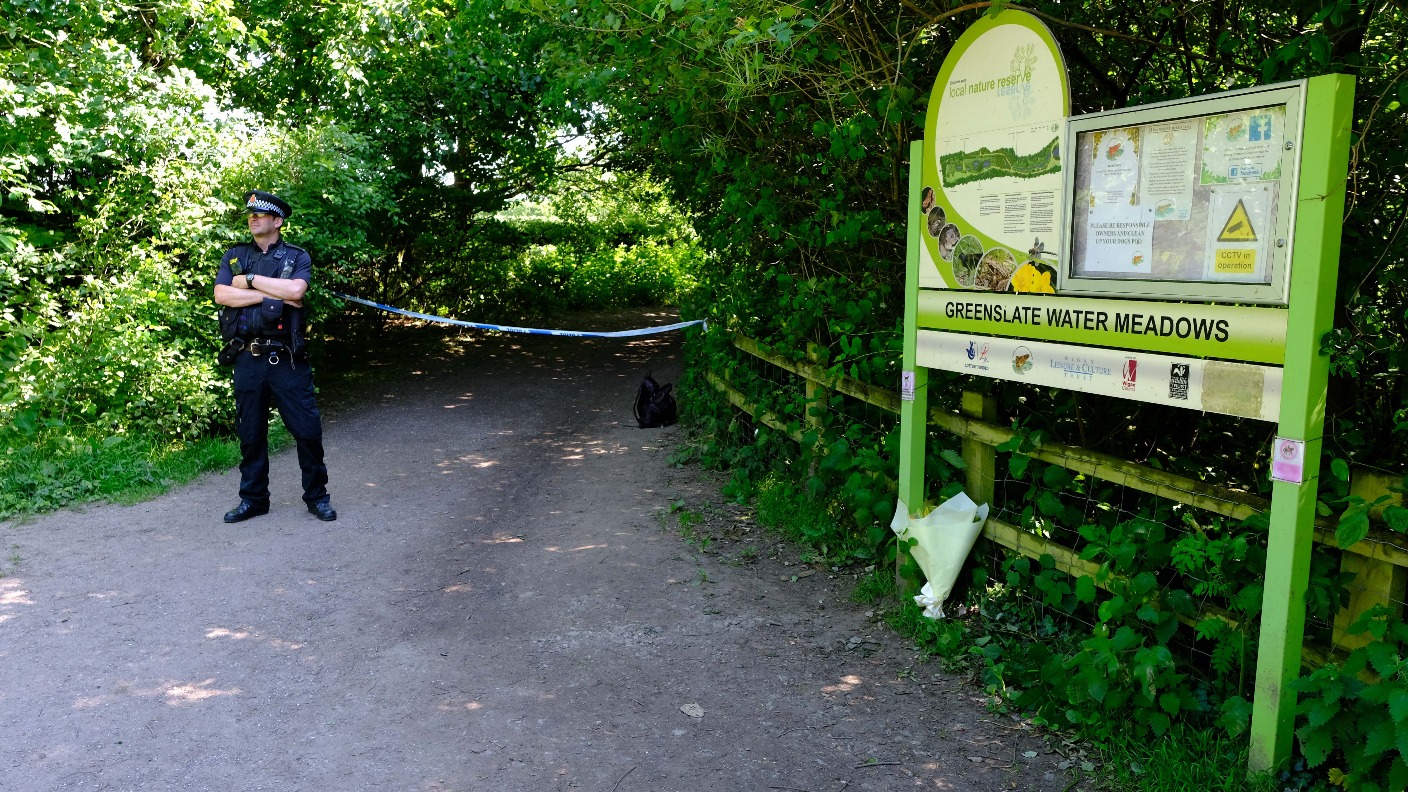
246,197,283,216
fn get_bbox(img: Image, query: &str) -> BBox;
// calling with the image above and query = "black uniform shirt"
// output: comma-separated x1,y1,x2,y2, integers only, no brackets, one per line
215,238,313,338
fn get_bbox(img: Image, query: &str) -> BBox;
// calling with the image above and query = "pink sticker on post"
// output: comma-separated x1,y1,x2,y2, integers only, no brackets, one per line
1270,437,1306,484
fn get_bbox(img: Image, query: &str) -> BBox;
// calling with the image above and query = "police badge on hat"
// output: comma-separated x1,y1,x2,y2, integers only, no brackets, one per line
243,190,292,219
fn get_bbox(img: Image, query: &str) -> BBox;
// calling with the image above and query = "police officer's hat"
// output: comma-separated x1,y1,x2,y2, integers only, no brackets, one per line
243,190,292,219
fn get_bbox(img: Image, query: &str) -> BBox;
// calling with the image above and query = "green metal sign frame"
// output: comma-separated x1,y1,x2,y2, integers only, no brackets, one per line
898,8,1355,776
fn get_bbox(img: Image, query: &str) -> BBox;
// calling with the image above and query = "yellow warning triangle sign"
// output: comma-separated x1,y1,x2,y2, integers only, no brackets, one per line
1218,199,1258,242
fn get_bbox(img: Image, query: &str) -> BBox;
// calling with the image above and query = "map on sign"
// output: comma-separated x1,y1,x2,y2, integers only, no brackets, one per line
939,137,1061,188
1068,105,1285,288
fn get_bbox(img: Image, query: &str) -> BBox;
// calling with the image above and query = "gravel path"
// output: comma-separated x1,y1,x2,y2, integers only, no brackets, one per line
0,312,1079,791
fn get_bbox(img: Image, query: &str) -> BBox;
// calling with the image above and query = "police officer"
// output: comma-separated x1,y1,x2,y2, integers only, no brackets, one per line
213,190,337,523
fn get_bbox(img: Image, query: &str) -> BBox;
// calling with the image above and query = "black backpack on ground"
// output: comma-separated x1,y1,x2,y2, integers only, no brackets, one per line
633,372,678,428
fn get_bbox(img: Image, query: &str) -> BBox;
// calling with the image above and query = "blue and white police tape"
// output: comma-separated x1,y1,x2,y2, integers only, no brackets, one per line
332,292,707,338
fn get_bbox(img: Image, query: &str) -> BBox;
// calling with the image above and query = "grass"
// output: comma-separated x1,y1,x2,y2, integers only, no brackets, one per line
851,565,897,603
1094,725,1281,792
846,571,1287,792
753,473,865,563
0,423,291,521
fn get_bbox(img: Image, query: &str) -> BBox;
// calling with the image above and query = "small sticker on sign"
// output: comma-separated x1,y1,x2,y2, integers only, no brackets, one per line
1270,437,1306,484
901,371,916,401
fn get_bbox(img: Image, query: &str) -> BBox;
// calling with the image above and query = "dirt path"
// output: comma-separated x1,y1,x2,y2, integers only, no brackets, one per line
0,312,1080,791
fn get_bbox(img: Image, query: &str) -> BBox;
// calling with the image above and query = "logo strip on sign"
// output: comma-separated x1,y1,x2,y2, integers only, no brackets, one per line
916,291,1288,365
916,330,1282,422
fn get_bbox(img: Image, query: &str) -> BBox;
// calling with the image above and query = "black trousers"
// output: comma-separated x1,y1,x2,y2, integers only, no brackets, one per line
233,350,329,507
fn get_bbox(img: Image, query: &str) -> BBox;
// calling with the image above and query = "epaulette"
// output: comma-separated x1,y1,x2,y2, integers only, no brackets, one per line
282,242,308,254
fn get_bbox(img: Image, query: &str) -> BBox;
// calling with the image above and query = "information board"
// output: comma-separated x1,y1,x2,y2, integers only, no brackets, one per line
1061,83,1306,304
917,11,1069,293
900,12,1355,773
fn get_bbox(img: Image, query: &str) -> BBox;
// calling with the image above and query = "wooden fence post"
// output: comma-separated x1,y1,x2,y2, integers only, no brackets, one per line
1332,470,1407,650
806,342,825,482
961,389,997,508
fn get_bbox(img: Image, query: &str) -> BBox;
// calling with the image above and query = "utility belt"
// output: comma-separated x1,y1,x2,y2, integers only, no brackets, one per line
248,337,288,357
218,299,306,367
218,336,305,367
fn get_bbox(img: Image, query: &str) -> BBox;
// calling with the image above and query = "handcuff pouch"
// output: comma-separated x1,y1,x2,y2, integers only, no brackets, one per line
217,338,245,367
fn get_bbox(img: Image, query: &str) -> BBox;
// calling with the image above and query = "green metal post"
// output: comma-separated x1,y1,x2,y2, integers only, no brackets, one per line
1248,73,1355,775
897,140,930,590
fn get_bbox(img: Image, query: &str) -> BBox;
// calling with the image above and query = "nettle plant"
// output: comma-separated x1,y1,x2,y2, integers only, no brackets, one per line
966,429,1350,741
1290,605,1408,792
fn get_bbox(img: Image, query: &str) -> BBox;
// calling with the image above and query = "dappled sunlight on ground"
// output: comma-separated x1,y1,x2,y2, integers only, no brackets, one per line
435,697,484,713
71,678,241,710
542,543,610,554
165,679,240,705
0,579,34,607
557,440,629,461
204,626,305,651
442,390,476,409
437,454,501,471
822,674,864,695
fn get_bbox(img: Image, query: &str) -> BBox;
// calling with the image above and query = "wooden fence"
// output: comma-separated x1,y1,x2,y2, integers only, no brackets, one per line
709,334,1408,665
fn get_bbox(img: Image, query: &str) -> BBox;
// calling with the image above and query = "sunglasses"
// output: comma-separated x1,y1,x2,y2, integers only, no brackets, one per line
248,212,278,220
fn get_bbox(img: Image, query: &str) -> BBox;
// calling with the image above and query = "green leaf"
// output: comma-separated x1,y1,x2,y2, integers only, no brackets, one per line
1218,696,1253,737
1384,505,1408,534
1366,641,1400,678
1365,715,1396,756
1390,757,1408,792
1195,617,1226,641
939,448,967,470
1159,692,1181,715
1087,677,1107,702
1041,464,1072,489
1299,723,1334,768
1008,454,1029,479
1075,575,1097,604
1036,490,1065,517
1337,507,1372,550
1300,696,1334,727
1389,688,1408,725
1331,458,1351,481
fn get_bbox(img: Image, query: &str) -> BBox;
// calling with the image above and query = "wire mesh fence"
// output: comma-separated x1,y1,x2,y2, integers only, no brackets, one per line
712,334,1408,670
